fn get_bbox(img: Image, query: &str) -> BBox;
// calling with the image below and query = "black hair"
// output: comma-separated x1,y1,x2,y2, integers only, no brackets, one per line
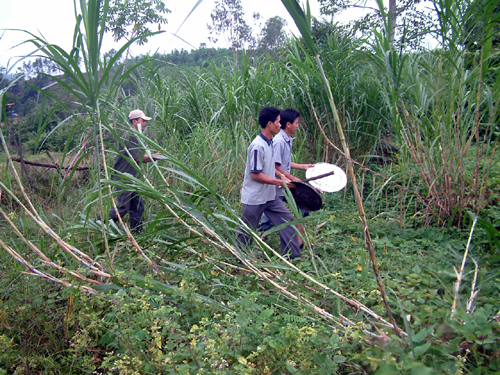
280,109,301,129
258,107,280,128
129,118,139,124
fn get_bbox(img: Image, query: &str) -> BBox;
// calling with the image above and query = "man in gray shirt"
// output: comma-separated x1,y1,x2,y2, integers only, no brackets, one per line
259,109,314,246
108,109,162,233
237,107,301,259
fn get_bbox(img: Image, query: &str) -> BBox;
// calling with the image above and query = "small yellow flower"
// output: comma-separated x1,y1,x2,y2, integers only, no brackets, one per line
179,279,187,292
238,357,248,365
357,264,363,271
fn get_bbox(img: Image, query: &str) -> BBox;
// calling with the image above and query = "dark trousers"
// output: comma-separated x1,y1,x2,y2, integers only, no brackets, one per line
109,188,145,232
260,196,309,231
237,197,301,259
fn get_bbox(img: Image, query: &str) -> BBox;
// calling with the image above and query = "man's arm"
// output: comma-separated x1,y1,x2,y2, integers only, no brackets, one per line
275,162,314,182
136,152,164,163
275,163,300,182
251,172,295,189
291,162,315,170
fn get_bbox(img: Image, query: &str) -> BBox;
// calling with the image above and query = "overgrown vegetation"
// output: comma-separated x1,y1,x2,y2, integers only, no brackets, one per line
1,0,499,374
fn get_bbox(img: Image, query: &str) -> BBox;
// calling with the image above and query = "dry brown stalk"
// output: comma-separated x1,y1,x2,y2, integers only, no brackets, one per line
1,209,109,283
1,128,38,215
466,258,480,314
180,226,399,339
371,175,376,210
1,124,111,283
309,97,404,338
399,88,496,225
312,109,430,211
0,183,105,274
451,217,478,317
1,128,106,273
295,278,402,334
63,127,93,179
0,239,100,296
9,157,89,171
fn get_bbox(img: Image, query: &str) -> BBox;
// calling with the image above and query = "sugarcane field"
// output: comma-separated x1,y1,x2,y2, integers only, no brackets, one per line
0,0,499,374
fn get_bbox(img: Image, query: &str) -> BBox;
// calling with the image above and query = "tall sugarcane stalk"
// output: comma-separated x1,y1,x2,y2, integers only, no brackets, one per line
18,0,161,266
315,57,402,337
281,0,403,338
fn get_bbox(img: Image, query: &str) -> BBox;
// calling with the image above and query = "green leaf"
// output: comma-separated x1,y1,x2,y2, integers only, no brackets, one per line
412,326,434,343
259,308,274,320
281,0,317,55
334,355,346,363
409,362,437,375
413,342,432,359
374,364,399,375
134,329,151,341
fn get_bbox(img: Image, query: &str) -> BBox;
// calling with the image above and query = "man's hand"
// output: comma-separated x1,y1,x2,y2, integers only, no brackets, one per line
142,152,165,163
277,175,295,189
152,152,164,160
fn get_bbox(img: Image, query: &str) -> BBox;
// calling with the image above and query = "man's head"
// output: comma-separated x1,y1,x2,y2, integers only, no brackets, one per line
280,109,301,134
258,106,281,136
258,107,280,128
128,109,152,131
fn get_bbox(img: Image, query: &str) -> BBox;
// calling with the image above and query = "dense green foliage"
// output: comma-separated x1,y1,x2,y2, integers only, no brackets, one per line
1,189,499,373
1,0,499,373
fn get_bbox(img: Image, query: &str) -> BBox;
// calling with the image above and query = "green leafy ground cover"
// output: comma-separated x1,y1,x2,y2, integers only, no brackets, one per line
1,180,499,374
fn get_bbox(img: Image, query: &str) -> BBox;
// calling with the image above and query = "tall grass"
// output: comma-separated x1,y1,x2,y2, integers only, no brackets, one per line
366,0,500,226
286,33,391,160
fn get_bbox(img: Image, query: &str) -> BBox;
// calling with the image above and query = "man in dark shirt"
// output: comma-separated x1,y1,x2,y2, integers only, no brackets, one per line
108,109,162,233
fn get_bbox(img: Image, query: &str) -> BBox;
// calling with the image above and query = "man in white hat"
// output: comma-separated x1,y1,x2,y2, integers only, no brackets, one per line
108,109,162,233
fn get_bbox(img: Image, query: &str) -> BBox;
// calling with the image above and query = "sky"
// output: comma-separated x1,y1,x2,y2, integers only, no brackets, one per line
0,0,324,72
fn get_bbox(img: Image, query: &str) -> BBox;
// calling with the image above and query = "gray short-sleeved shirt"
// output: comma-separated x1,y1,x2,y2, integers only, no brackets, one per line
113,130,142,179
273,129,293,197
241,133,277,205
